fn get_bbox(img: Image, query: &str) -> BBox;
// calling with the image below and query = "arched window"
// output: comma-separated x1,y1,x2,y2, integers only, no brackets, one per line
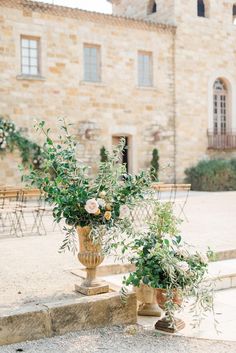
152,2,157,13
233,4,236,25
147,1,157,15
198,0,205,17
213,79,228,135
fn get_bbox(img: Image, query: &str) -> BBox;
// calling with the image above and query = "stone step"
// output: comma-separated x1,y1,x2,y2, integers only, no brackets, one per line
215,248,236,261
208,258,236,290
0,292,136,346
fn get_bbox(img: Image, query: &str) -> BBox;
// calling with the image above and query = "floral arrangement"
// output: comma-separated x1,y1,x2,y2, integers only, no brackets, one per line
123,202,215,329
0,117,43,168
25,120,152,253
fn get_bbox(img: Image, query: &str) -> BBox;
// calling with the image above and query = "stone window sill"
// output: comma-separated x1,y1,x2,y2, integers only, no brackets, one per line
80,80,106,87
136,86,158,91
16,75,46,81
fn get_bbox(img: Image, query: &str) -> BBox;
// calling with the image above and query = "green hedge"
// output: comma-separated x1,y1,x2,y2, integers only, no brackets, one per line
185,159,236,191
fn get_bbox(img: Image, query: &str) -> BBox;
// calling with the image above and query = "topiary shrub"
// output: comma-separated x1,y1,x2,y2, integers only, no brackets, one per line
100,146,108,163
150,148,159,181
185,159,236,191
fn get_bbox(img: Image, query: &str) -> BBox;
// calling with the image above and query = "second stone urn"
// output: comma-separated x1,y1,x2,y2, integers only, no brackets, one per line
155,288,185,333
135,284,161,317
75,226,109,296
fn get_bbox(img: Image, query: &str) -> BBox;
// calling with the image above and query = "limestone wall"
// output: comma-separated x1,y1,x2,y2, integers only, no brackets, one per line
0,2,175,184
174,0,236,180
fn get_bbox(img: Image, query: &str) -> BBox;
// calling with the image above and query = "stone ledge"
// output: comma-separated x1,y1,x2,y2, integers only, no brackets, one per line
0,292,137,346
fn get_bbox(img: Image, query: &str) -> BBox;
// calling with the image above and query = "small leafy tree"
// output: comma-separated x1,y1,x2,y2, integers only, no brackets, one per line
100,146,108,162
150,148,159,181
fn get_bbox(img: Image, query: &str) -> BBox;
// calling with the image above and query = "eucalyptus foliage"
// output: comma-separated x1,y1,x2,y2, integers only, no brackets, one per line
24,120,151,253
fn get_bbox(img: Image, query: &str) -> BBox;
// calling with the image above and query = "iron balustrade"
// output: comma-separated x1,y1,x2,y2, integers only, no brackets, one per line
207,131,236,149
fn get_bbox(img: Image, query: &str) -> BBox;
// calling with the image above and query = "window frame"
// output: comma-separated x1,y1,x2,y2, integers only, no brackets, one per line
138,51,153,88
83,43,101,83
20,35,41,76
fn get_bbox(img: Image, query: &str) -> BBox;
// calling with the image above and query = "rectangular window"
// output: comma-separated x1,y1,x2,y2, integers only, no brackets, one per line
21,36,40,76
138,51,153,87
84,44,101,82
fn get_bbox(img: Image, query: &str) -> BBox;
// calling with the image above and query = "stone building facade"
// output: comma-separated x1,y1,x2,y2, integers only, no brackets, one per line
0,0,236,184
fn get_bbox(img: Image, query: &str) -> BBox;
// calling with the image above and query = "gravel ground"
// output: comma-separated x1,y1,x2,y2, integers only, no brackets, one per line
0,326,235,353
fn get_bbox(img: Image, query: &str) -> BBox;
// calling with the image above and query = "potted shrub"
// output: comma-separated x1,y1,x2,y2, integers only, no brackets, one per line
25,120,151,295
123,202,215,332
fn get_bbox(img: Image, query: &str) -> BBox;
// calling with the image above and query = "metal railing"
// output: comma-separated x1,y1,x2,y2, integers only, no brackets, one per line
130,184,191,230
208,131,236,150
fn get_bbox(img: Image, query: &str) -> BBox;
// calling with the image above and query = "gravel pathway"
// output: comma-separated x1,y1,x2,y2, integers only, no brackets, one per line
0,326,235,353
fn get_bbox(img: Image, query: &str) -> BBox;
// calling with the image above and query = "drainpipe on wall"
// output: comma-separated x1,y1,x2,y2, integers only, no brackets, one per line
172,28,177,184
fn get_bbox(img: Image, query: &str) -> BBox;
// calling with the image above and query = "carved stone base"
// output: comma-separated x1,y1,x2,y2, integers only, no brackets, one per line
155,317,185,333
75,283,109,296
138,303,162,317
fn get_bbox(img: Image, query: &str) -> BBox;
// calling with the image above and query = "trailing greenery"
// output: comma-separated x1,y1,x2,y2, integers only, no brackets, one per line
185,159,236,191
123,202,216,329
150,148,159,181
24,120,152,253
0,117,43,169
100,146,108,163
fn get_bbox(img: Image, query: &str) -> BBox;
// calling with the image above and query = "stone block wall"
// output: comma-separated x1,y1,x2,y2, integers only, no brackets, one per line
0,1,175,185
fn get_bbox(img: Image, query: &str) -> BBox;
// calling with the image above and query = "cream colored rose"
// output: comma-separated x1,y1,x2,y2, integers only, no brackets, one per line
104,211,112,221
85,199,99,214
176,261,189,272
105,203,112,211
99,191,106,198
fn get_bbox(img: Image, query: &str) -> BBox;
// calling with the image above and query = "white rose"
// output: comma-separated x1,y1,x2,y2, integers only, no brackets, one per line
176,261,189,272
97,198,106,208
119,205,130,219
85,198,99,214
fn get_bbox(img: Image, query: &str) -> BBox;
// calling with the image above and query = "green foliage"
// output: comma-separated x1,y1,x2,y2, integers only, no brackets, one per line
24,119,152,253
100,146,108,162
150,148,159,181
123,202,215,328
185,159,236,191
0,117,43,169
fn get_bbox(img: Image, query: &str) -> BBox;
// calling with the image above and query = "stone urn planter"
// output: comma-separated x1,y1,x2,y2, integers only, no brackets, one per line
74,226,109,296
155,288,185,333
134,284,161,317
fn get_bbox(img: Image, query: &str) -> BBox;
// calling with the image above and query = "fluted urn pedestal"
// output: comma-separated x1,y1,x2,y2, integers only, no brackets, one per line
155,288,185,333
75,226,109,296
135,284,161,317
